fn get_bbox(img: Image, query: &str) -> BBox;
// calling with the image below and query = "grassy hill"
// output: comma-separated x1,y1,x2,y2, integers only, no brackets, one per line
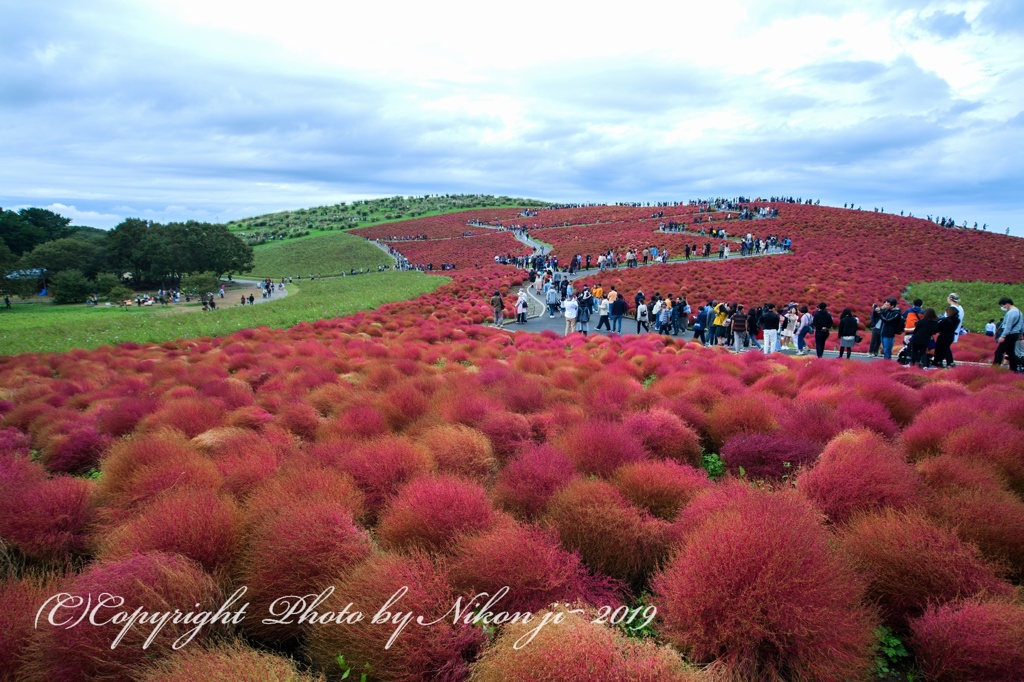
244,232,394,279
227,194,547,246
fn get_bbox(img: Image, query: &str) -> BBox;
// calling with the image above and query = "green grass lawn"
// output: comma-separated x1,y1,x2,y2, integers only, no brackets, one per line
904,280,1024,331
245,231,393,278
0,271,446,356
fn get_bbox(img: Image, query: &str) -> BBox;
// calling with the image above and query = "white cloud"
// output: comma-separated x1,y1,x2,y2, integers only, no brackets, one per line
0,0,1021,234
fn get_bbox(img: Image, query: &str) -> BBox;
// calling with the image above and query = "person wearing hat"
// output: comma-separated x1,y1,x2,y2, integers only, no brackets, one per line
947,293,964,342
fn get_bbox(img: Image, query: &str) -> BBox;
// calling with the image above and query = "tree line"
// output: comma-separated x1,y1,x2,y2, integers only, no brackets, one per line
1,208,253,304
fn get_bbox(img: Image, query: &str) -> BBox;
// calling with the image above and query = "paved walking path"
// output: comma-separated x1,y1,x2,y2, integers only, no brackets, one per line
227,278,290,305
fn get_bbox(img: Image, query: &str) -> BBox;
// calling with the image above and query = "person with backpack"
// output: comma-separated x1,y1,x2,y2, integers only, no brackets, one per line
578,298,592,336
878,297,904,360
902,298,925,346
812,302,834,358
993,297,1022,372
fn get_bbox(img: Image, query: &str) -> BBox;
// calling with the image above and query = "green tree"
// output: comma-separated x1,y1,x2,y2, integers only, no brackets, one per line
23,237,103,278
105,218,152,283
180,272,220,298
50,269,93,304
93,272,123,296
0,210,45,256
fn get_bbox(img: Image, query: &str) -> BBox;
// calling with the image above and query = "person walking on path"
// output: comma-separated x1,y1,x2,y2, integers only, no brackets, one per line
560,294,579,335
837,308,859,359
610,296,627,333
545,286,561,318
489,290,505,327
636,301,650,333
596,296,611,331
993,297,1022,372
812,302,834,358
578,299,592,336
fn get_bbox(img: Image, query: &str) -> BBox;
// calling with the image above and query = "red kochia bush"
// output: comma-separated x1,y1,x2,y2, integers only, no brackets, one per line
471,610,699,682
555,418,649,477
0,573,59,681
378,475,499,553
136,640,327,681
0,474,94,561
623,408,703,467
926,486,1024,579
838,509,1014,627
95,487,240,578
706,393,778,448
797,430,924,524
237,502,372,644
910,599,1024,682
96,430,222,523
491,444,577,519
611,459,711,520
335,436,434,517
719,432,821,480
241,464,366,530
447,523,622,614
545,478,669,585
652,487,876,682
138,397,222,438
22,552,223,682
305,553,485,682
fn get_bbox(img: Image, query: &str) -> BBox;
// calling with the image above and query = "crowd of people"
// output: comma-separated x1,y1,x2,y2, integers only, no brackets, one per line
494,278,1024,371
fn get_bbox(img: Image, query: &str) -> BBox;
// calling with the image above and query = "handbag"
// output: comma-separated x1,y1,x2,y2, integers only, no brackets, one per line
855,334,863,343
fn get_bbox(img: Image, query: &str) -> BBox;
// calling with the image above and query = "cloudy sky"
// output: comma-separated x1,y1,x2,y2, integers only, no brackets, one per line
2,0,1022,233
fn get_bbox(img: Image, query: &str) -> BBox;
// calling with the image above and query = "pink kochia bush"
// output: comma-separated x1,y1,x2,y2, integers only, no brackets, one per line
909,599,1024,682
719,432,820,480
623,408,703,467
21,552,223,682
470,609,700,682
652,486,876,682
797,429,924,524
447,523,622,614
377,475,500,553
838,509,1015,627
304,553,485,682
555,418,649,477
491,444,576,519
0,455,94,561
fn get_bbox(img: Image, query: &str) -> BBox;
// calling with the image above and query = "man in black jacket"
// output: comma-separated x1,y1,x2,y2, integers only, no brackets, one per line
878,297,903,360
812,302,834,358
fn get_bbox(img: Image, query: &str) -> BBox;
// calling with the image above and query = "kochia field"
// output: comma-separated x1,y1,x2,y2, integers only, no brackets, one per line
2,202,1024,681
